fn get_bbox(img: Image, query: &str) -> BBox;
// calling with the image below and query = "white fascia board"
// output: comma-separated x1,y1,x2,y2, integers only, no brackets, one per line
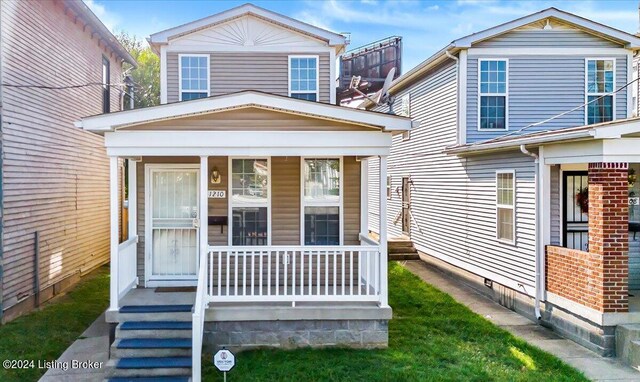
446,130,593,155
77,92,412,132
454,8,640,49
591,119,640,138
103,130,392,157
149,4,346,46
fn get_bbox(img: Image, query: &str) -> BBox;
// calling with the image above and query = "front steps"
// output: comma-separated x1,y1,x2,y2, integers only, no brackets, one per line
388,238,420,261
616,324,640,369
106,305,194,382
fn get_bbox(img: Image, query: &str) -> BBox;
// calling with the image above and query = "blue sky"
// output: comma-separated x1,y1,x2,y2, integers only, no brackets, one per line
87,0,640,72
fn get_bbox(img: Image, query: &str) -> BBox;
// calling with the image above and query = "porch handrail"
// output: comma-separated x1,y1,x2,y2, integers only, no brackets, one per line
359,233,379,246
192,248,208,382
207,244,383,305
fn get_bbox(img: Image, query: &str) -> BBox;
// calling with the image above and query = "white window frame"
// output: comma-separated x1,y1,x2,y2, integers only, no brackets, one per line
496,169,516,245
584,57,616,125
288,55,320,102
227,157,272,246
178,53,210,101
300,157,344,246
477,58,509,131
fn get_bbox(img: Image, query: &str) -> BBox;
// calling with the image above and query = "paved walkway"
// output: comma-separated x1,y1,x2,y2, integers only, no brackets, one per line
39,313,110,382
402,259,640,382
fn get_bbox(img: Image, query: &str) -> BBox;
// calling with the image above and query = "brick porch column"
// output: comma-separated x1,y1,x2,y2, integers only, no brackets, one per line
588,162,629,313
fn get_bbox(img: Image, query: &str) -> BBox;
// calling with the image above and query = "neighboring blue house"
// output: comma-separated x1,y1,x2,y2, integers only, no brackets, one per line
365,7,640,361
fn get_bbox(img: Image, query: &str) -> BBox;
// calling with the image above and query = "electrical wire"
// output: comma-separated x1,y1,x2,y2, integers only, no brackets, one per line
471,76,640,147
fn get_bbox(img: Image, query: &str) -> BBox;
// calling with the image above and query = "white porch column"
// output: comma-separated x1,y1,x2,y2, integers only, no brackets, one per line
127,159,137,240
109,156,119,312
378,155,388,307
199,156,208,264
360,158,369,237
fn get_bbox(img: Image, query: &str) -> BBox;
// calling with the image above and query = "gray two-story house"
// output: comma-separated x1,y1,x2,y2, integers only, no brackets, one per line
365,7,640,361
75,4,414,381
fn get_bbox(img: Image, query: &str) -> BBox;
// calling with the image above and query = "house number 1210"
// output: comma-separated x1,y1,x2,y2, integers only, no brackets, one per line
208,190,226,198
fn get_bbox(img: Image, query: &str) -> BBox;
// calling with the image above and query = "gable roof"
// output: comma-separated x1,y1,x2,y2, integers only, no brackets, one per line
148,3,346,50
75,90,415,133
365,7,640,104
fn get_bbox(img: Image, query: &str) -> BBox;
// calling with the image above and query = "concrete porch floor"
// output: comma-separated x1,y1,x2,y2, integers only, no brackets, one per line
402,259,640,382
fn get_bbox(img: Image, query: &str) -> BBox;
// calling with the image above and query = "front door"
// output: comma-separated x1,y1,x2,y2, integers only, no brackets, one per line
147,166,200,284
402,177,411,235
563,171,589,251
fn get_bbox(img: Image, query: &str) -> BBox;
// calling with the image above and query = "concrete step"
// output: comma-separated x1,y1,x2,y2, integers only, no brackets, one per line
116,312,193,322
120,305,193,313
108,357,192,378
117,321,193,339
107,377,191,382
388,253,421,261
388,247,418,254
111,338,192,358
615,323,640,369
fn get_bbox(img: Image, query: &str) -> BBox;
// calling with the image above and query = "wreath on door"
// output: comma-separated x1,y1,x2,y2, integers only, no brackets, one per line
576,187,589,213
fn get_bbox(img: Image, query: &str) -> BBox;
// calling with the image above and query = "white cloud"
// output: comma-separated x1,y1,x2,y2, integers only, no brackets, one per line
83,0,121,32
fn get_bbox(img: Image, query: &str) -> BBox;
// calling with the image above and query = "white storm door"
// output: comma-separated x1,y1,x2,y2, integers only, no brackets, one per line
148,166,200,282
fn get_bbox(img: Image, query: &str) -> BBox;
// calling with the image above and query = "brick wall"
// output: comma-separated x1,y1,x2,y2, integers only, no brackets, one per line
545,162,628,313
588,162,628,312
546,245,604,310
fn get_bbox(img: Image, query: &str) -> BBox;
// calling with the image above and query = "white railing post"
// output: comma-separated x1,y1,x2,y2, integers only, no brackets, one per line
379,155,389,307
360,158,369,237
109,156,119,312
127,159,137,240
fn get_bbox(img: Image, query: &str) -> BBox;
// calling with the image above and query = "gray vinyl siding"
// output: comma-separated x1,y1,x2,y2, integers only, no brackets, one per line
167,52,330,103
0,0,122,311
474,30,623,48
369,60,537,289
467,55,628,143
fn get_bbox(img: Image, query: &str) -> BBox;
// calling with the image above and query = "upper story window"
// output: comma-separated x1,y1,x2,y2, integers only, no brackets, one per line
102,56,110,113
586,59,614,125
479,60,507,130
289,56,318,101
179,54,209,101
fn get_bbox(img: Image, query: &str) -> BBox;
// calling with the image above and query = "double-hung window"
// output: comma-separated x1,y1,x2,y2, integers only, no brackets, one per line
179,54,209,101
289,56,319,101
230,159,270,246
586,59,614,124
302,158,341,245
479,60,507,130
102,56,110,113
496,171,515,243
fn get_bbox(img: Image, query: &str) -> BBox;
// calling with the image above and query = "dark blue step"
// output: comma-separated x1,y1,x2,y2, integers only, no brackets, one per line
108,377,190,382
120,321,192,331
118,338,192,349
116,356,192,369
119,305,193,313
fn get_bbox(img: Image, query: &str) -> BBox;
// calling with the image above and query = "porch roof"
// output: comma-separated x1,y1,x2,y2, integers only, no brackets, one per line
75,91,415,133
444,117,640,156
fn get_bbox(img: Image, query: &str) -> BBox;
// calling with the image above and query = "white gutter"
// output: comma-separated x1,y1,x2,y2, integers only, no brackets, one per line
520,144,542,320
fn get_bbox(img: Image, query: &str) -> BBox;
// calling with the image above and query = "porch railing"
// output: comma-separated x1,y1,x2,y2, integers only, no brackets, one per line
192,248,209,382
207,245,382,304
117,236,138,299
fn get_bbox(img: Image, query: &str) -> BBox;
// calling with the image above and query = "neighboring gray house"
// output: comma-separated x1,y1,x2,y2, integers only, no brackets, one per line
365,7,640,361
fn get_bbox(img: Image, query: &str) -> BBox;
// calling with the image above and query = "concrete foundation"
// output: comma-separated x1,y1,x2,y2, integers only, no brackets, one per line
204,319,389,352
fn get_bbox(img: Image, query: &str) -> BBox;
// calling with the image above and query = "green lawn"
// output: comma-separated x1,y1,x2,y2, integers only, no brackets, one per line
203,263,588,382
0,266,110,382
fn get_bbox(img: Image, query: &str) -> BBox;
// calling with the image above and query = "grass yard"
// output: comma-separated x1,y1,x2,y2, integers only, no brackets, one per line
203,262,588,382
0,266,110,382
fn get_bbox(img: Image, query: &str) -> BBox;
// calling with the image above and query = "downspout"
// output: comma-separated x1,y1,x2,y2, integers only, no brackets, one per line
520,144,542,320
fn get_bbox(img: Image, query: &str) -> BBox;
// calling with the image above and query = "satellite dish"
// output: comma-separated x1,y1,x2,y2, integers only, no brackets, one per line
379,67,397,114
347,67,397,112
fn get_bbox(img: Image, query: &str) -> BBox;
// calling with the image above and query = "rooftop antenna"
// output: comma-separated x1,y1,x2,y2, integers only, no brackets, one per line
348,67,397,113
